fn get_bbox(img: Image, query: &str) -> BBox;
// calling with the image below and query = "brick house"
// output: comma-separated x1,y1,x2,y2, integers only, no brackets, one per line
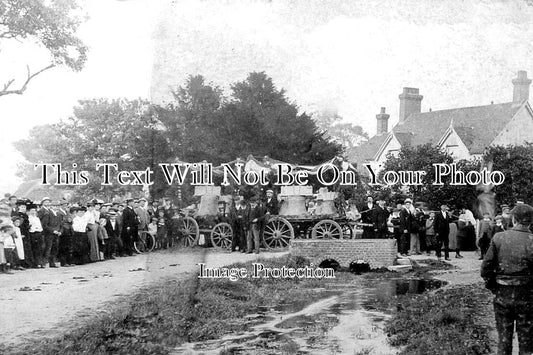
349,71,533,173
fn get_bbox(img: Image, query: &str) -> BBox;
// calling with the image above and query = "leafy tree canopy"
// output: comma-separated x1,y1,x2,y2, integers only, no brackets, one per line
0,0,87,97
379,144,480,210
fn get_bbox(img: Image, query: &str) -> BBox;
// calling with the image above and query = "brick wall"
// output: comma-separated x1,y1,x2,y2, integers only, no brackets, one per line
290,239,397,269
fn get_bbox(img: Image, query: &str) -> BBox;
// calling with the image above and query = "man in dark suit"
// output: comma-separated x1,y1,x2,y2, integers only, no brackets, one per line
230,197,250,253
121,198,138,256
264,189,279,215
434,204,452,261
372,199,390,238
247,196,266,253
41,201,63,267
359,196,376,238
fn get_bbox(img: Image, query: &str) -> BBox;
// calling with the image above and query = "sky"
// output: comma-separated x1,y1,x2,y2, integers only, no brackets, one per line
2,0,533,193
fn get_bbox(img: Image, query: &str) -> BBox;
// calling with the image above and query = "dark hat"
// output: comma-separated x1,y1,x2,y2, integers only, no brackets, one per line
60,200,69,205
8,195,17,200
107,211,117,216
11,216,21,222
494,215,503,221
69,207,78,214
16,199,28,206
103,202,112,207
510,204,533,225
0,224,13,232
27,204,37,210
125,198,134,203
78,206,87,212
86,202,94,207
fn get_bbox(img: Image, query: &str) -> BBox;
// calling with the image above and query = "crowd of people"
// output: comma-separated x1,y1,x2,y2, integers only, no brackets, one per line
353,196,525,262
0,195,182,274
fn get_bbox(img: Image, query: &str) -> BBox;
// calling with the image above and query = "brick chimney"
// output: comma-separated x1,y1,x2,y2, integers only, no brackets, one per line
512,70,531,103
376,107,389,135
399,87,423,123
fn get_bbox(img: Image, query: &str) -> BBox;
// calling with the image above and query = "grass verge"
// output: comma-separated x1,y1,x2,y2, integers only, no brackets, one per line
385,283,494,355
0,255,495,355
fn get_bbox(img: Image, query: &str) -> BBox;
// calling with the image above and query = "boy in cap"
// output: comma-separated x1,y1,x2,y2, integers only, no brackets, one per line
0,224,14,274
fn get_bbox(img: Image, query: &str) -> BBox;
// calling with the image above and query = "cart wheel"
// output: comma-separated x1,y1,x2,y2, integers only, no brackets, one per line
210,223,233,250
311,219,343,239
342,224,354,239
263,217,294,249
181,216,199,247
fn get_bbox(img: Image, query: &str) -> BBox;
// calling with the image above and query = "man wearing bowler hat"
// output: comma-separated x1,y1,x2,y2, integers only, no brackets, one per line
481,204,533,355
121,198,138,256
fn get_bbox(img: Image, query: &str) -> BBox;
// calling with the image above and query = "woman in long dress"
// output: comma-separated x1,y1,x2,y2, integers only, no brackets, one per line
448,221,458,253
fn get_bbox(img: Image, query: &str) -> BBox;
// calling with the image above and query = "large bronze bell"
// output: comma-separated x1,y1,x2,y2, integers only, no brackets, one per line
279,195,308,216
196,195,220,217
314,191,338,216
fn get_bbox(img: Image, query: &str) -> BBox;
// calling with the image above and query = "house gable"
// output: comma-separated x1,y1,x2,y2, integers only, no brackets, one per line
437,126,472,161
491,101,533,147
374,132,402,164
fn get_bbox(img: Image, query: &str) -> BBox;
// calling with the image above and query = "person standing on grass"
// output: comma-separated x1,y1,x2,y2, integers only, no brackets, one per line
400,198,420,255
425,211,436,256
434,204,452,261
481,203,533,355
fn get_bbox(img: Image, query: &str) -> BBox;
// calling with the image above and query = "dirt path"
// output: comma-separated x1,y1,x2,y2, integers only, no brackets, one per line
0,249,288,346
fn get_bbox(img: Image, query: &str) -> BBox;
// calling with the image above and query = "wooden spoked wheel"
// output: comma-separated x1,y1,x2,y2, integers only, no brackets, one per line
210,222,233,250
342,224,354,239
181,216,200,247
311,219,343,239
262,217,294,249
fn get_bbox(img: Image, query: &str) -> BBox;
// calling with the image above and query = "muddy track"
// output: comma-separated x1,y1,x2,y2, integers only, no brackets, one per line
0,249,288,346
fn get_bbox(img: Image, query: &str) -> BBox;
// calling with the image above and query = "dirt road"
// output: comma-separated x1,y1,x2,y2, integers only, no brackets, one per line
0,249,288,346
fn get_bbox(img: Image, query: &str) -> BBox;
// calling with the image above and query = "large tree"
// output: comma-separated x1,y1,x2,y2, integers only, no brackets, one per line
485,144,533,205
313,110,368,149
0,0,87,97
160,72,343,165
14,99,173,200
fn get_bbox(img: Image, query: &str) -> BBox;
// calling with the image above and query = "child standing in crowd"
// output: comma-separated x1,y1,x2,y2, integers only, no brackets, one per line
97,218,109,260
478,212,493,260
148,216,158,247
156,209,168,249
0,224,14,274
11,217,25,269
425,212,436,256
493,215,505,234
27,205,44,268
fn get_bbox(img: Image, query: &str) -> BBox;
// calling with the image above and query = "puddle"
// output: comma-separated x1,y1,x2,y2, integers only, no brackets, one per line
172,277,446,355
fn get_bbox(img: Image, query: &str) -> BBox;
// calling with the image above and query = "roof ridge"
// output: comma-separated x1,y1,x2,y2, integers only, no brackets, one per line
408,101,514,117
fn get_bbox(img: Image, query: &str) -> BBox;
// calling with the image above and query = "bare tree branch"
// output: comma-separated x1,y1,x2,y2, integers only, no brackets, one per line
0,63,55,97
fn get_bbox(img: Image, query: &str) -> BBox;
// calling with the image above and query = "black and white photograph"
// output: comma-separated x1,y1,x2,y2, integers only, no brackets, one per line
1,0,533,354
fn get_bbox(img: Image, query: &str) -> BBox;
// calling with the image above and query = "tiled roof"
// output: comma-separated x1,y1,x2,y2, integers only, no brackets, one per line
393,102,522,154
347,134,387,166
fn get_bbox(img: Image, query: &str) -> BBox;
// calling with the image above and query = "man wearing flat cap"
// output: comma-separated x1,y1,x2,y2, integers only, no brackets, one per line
481,204,533,355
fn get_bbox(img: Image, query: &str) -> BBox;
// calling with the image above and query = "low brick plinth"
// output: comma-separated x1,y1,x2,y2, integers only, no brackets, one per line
289,239,397,269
